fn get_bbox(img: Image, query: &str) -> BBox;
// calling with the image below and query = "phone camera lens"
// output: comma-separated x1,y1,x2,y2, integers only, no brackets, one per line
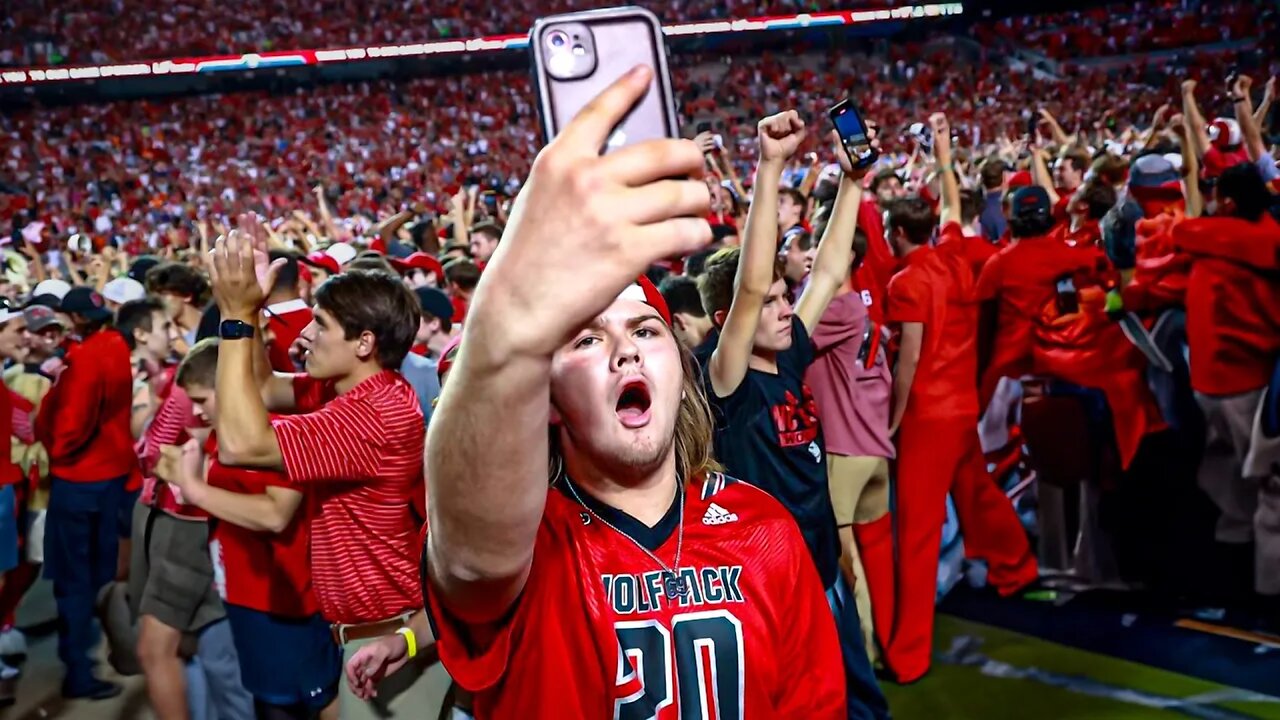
547,30,568,49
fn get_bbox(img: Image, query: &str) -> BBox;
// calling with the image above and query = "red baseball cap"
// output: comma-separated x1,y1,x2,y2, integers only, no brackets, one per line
390,252,445,286
301,252,340,275
616,275,672,325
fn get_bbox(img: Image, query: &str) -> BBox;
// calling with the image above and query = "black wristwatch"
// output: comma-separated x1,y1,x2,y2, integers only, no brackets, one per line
219,319,256,340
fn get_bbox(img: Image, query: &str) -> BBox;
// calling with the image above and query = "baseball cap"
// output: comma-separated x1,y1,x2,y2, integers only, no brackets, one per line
1129,153,1181,189
103,277,147,305
60,286,112,322
1007,170,1034,189
392,253,445,285
301,252,341,275
22,304,66,332
415,287,454,330
32,279,72,300
325,242,357,266
26,294,62,311
616,275,672,326
127,255,161,285
1009,186,1051,223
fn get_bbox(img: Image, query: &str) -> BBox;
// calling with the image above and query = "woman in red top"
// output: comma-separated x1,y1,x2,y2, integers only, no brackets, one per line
160,338,343,719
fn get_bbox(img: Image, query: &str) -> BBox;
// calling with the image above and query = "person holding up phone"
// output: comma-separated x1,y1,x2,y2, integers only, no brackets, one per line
695,111,888,720
423,66,846,719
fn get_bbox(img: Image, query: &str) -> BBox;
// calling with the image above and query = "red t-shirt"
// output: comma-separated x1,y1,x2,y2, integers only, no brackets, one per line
850,200,895,324
424,474,846,718
975,236,1104,403
205,432,319,617
272,371,425,624
937,221,999,281
1202,146,1250,179
885,246,980,420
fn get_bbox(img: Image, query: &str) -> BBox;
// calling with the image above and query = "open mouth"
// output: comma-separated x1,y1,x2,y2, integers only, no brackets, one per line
615,379,653,428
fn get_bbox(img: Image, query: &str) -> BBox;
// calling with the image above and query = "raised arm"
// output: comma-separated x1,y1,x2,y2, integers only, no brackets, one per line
707,111,805,399
1181,79,1211,159
931,112,962,227
427,67,712,624
1255,76,1275,131
1176,113,1204,219
1232,74,1267,162
1030,146,1062,208
796,131,866,331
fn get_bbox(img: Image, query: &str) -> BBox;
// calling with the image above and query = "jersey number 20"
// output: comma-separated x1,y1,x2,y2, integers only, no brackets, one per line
613,609,744,720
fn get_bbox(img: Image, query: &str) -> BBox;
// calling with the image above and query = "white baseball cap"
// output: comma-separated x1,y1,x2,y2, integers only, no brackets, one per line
325,242,357,266
32,279,72,300
102,277,147,305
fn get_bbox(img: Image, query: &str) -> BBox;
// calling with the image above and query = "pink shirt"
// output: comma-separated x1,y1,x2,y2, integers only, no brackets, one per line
805,292,895,459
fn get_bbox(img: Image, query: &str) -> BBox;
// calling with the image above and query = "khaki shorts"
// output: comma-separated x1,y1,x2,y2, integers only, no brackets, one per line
127,502,224,633
827,455,890,527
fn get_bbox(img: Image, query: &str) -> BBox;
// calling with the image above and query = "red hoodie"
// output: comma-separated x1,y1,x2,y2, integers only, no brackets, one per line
36,329,138,482
1173,214,1280,396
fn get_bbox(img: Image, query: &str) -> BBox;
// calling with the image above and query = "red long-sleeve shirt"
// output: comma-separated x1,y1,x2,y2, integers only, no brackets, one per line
35,329,138,482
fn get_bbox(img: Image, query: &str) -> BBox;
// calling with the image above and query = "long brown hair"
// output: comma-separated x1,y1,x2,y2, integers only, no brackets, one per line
550,343,722,485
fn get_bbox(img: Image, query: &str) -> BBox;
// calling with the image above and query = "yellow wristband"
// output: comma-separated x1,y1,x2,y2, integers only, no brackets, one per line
396,626,417,659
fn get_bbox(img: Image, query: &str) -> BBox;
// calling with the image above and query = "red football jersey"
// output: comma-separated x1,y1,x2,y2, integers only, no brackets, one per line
425,473,846,719
204,432,319,617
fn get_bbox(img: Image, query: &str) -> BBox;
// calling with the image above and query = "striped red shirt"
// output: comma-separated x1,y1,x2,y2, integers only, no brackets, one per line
272,370,424,624
137,375,207,520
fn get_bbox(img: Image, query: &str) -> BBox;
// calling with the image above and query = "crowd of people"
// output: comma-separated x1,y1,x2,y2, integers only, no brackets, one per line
2,0,877,66
0,1,1276,719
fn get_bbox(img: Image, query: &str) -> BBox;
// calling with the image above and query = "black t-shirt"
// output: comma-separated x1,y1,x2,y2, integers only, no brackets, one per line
696,316,840,588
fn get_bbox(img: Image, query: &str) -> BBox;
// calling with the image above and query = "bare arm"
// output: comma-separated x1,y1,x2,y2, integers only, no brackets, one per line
159,443,302,533
313,185,340,242
1255,76,1275,130
931,112,962,227
375,210,414,248
1030,147,1062,207
1181,80,1211,158
796,134,864,331
1038,108,1072,146
1232,75,1267,162
1179,114,1204,219
427,69,712,624
708,111,805,399
888,322,923,434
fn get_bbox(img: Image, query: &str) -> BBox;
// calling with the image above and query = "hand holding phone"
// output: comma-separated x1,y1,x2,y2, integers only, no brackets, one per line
829,99,879,171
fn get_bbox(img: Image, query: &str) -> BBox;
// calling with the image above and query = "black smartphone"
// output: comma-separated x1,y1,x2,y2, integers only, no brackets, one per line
1026,113,1039,138
696,121,713,134
829,99,879,170
1055,276,1079,315
530,7,680,151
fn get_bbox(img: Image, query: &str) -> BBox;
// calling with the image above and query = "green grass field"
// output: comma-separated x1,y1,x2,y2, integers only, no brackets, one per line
881,616,1280,719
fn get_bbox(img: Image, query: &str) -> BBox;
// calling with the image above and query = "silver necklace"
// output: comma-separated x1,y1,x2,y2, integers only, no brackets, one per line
564,478,690,601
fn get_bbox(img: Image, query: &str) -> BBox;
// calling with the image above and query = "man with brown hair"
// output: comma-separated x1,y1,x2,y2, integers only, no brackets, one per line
467,221,503,265
696,111,886,718
145,262,211,351
190,216,432,718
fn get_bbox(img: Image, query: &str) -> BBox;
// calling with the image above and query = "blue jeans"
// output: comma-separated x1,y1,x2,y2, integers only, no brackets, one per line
44,476,126,690
828,577,891,720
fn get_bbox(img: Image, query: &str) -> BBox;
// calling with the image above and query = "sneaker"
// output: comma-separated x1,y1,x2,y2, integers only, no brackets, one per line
0,659,18,681
0,628,26,660
62,677,123,701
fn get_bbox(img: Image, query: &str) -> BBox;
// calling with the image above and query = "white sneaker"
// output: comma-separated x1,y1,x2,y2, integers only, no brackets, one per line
0,659,17,681
0,628,26,658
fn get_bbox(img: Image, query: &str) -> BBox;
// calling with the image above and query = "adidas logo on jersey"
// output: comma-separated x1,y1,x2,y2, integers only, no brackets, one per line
702,503,738,526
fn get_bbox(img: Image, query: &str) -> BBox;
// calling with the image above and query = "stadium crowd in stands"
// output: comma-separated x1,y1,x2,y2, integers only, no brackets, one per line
0,0,1276,717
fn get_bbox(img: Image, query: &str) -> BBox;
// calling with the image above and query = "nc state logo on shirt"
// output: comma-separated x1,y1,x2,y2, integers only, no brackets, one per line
770,386,820,449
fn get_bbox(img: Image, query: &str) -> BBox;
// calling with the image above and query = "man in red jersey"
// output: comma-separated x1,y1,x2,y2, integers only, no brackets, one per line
422,67,845,718
158,338,343,720
35,286,137,699
200,215,430,719
883,195,1038,684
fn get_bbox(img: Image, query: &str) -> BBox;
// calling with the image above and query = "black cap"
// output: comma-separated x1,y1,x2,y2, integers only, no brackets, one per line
26,294,63,311
60,286,112,322
1009,186,1051,223
128,255,161,285
414,287,454,333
